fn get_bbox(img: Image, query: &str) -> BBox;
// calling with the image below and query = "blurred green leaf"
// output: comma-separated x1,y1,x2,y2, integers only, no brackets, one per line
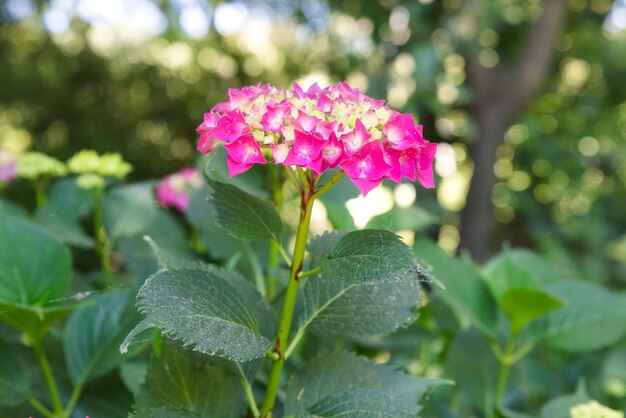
540,381,589,418
527,281,626,351
103,182,159,241
0,341,29,406
366,205,438,232
500,288,562,334
413,239,498,337
63,288,141,386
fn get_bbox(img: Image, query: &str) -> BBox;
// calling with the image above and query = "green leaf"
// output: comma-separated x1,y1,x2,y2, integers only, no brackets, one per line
527,281,626,351
320,229,417,285
63,288,141,386
208,179,282,241
35,177,94,248
122,269,271,362
103,182,159,241
285,351,450,415
144,236,276,339
540,381,589,418
500,288,562,334
366,205,437,233
413,239,498,337
0,212,72,337
296,389,414,418
483,251,542,300
0,341,29,406
297,232,420,337
133,344,246,418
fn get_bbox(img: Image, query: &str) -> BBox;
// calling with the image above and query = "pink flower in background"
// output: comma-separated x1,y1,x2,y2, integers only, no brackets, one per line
196,82,437,195
0,151,17,184
155,167,203,212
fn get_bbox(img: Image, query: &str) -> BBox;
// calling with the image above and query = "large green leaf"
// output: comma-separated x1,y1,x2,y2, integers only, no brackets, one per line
103,182,159,241
208,179,282,241
296,389,414,418
63,288,141,386
499,288,562,334
413,240,498,337
285,351,449,415
133,344,246,418
527,281,626,351
296,232,420,338
0,212,72,337
35,177,94,248
366,205,438,233
483,251,542,300
122,269,271,362
0,341,29,406
320,229,417,286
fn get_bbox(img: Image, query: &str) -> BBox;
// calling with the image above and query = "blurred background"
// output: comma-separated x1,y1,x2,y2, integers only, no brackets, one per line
1,0,625,283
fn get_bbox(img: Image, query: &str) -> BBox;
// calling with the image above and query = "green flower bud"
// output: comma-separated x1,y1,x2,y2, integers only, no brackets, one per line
67,150,132,179
16,152,67,180
570,400,624,418
76,173,106,191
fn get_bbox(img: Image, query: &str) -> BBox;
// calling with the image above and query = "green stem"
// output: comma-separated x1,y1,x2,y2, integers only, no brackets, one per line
267,166,285,301
62,383,84,418
93,188,114,287
259,189,315,418
311,170,344,199
34,178,47,209
28,395,53,418
32,341,64,415
237,363,260,418
298,266,321,279
494,331,519,412
244,242,267,298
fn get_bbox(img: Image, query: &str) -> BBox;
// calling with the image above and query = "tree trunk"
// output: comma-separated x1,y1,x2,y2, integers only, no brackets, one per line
458,0,567,261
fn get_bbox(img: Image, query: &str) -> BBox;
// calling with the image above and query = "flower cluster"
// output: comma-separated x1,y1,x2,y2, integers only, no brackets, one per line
16,152,67,180
570,400,623,418
155,167,203,212
0,151,17,184
196,82,437,195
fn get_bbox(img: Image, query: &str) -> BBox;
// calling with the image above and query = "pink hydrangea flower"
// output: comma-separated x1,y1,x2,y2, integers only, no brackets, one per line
0,151,17,184
155,167,203,212
196,82,437,195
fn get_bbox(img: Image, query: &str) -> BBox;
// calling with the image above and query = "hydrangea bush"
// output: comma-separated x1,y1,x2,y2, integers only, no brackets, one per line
1,83,626,418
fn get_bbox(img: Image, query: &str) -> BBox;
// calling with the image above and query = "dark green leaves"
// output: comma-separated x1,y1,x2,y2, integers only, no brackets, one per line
0,342,29,406
208,179,282,241
122,269,271,362
527,281,626,351
0,211,73,336
63,288,141,386
320,229,416,286
133,344,246,418
296,389,413,418
285,351,449,415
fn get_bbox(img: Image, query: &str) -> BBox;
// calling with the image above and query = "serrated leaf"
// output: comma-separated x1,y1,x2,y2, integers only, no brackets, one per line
500,288,562,334
144,237,276,339
133,344,246,418
297,389,414,418
103,182,159,241
63,288,141,385
0,212,72,337
527,281,626,351
0,341,29,406
298,232,420,337
320,229,416,286
208,179,282,241
413,239,498,337
285,351,450,415
122,269,271,362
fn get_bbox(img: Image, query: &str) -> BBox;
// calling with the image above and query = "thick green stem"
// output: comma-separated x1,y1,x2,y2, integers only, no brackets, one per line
267,166,285,301
259,190,315,417
92,189,114,287
34,178,47,209
494,331,519,413
32,342,64,415
28,395,53,418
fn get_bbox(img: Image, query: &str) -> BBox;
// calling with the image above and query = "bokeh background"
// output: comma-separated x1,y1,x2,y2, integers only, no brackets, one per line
1,0,626,282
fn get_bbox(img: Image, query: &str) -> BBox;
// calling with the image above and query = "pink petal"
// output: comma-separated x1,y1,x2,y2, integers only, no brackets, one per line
270,143,289,164
223,135,267,165
226,155,254,176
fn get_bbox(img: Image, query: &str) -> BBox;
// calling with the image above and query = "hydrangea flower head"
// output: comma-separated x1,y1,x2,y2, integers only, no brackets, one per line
0,151,17,184
16,152,67,180
155,167,203,212
196,82,437,195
